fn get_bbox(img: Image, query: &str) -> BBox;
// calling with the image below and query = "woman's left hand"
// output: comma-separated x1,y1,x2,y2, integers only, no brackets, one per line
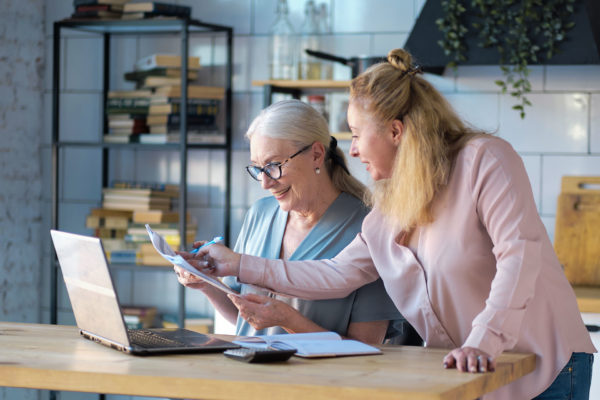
443,347,496,373
227,293,293,330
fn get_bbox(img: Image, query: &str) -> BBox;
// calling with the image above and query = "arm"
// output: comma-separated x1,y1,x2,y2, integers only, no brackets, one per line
229,293,389,343
174,265,239,325
445,139,545,372
238,232,381,299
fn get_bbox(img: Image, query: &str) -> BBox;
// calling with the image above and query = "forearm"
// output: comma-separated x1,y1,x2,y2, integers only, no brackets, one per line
279,308,329,334
200,286,239,325
346,320,389,344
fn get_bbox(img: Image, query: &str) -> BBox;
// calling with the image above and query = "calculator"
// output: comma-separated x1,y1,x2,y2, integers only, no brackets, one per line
223,347,296,363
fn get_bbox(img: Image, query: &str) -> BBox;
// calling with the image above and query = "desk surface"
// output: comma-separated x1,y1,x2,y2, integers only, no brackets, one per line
0,322,535,400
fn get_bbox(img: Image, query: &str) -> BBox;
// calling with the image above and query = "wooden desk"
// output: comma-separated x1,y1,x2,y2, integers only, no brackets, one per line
0,322,535,400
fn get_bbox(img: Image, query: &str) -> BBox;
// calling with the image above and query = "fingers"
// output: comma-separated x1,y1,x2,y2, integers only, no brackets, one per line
242,293,270,304
443,348,495,373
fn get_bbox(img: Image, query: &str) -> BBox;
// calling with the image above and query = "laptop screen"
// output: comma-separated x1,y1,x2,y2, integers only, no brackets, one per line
50,230,131,346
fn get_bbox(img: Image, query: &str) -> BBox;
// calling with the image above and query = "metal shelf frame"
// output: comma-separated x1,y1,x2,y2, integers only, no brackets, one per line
50,18,233,329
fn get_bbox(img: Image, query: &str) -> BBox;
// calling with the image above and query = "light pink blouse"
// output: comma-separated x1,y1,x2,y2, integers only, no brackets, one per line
239,135,596,399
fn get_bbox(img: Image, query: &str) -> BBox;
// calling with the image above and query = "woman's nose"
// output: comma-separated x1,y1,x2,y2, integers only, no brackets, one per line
260,174,275,189
349,140,359,158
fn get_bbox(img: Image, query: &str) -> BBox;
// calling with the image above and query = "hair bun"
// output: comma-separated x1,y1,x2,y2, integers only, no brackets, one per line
387,48,412,73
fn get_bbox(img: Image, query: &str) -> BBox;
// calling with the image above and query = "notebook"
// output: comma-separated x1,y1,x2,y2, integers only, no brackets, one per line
50,229,239,356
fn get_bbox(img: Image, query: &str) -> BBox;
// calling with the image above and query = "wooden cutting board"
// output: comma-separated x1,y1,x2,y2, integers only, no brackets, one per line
554,176,600,286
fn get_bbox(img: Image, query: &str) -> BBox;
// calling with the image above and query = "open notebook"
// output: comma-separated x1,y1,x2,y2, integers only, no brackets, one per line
50,229,239,356
234,331,382,358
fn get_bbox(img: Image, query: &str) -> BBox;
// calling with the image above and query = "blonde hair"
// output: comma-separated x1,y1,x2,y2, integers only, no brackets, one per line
246,99,369,202
350,48,482,230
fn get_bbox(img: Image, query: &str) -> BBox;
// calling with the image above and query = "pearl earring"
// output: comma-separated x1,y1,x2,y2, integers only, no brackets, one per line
315,167,321,174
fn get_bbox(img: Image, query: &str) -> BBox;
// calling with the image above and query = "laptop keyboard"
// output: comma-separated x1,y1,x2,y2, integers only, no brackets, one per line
128,329,191,348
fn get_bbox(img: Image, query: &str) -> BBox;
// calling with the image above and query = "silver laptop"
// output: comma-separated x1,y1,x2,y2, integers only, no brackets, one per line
50,229,239,356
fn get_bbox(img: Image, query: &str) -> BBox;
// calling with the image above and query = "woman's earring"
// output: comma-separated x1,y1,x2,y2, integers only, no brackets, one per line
315,167,321,174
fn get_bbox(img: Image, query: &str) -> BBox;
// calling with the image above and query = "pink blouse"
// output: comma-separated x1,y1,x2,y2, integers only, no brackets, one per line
239,135,596,399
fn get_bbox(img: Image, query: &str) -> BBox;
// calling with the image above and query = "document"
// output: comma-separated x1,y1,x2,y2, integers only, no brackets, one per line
145,224,237,295
233,331,382,358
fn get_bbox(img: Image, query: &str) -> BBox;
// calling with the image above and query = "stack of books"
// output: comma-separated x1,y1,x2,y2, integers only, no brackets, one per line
134,209,196,265
121,305,159,329
162,314,214,334
121,2,191,20
102,186,177,212
123,54,224,144
71,0,128,20
144,84,225,144
86,181,191,264
105,89,152,143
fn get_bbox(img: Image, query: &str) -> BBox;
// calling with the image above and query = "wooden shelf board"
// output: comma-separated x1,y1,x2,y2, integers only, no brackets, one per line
331,132,352,141
252,80,351,89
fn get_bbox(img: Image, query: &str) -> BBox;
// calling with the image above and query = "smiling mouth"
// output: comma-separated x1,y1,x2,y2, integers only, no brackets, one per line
272,187,291,197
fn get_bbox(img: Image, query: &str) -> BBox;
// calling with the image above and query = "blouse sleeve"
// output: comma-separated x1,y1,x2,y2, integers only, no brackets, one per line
463,139,545,358
239,231,380,299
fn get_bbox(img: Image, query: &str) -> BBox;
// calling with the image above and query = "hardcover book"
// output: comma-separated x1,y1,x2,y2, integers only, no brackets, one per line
135,54,200,71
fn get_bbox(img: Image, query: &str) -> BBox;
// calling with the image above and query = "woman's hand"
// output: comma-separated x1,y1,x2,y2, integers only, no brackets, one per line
227,293,293,330
193,243,241,277
443,347,496,373
173,265,212,291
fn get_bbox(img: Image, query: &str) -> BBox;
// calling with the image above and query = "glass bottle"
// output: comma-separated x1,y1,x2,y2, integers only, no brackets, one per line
318,3,333,80
269,0,296,80
297,0,321,80
308,95,329,122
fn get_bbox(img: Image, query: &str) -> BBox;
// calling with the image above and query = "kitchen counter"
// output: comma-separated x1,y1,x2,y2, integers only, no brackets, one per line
573,286,600,313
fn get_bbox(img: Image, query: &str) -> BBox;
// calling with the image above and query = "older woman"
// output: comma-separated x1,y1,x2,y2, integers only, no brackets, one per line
191,49,595,399
176,99,412,343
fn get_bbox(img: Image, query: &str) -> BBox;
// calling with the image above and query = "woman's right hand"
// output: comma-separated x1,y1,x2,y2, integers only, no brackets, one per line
193,243,242,277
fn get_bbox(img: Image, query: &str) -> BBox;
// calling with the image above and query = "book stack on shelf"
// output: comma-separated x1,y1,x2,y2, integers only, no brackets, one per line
122,2,191,20
132,222,197,266
121,305,159,329
105,89,151,143
86,181,197,265
123,53,225,145
71,0,129,20
162,314,214,333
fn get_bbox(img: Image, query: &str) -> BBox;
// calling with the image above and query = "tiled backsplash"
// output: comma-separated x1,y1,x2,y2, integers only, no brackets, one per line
43,0,600,323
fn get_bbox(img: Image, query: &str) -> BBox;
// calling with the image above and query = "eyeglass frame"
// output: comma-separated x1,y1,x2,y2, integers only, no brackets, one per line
245,143,313,181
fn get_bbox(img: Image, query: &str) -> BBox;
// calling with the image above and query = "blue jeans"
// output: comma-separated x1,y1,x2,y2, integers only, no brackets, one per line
533,352,594,400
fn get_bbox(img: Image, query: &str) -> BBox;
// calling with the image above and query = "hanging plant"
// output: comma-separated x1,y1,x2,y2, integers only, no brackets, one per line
436,0,576,118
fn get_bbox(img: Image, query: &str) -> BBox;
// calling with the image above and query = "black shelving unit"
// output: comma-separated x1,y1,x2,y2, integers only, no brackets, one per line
50,18,233,330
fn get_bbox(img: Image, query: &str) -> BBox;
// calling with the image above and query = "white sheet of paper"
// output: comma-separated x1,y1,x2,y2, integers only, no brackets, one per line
145,224,238,295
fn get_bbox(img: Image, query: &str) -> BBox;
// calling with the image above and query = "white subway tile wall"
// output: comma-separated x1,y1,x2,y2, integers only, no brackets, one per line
42,0,600,343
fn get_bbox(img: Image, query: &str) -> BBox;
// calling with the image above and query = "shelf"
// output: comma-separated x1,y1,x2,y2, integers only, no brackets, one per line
58,18,232,35
331,132,352,141
55,141,229,150
252,80,351,89
50,17,233,331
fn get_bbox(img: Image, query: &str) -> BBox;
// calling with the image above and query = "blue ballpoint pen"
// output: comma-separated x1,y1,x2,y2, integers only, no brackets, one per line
190,236,224,254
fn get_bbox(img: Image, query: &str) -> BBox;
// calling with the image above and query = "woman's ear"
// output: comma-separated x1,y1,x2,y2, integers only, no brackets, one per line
391,119,404,146
311,141,326,167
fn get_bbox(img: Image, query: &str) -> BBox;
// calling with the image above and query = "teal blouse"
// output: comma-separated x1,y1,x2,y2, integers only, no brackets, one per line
224,192,404,337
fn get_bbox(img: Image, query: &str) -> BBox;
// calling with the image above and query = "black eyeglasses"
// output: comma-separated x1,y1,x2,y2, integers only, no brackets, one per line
245,144,312,181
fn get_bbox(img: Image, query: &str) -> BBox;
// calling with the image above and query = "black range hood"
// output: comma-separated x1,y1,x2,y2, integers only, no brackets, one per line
405,0,600,74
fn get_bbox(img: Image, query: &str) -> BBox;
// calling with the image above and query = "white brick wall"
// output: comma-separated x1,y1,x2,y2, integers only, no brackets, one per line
0,0,45,325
